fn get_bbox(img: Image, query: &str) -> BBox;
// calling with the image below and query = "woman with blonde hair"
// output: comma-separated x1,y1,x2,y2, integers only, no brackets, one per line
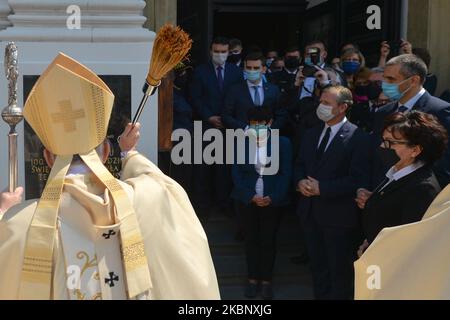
341,48,366,90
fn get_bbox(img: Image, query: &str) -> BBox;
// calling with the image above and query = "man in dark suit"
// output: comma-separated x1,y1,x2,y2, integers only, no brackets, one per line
372,54,450,188
282,40,347,146
299,40,347,97
222,52,287,131
294,85,370,300
227,38,244,69
268,46,301,94
190,37,244,217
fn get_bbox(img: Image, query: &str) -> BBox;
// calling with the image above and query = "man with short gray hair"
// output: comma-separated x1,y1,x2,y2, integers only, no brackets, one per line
294,85,370,299
372,54,450,188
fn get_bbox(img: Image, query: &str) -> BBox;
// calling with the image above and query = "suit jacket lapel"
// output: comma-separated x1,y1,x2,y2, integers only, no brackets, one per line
373,166,426,199
266,137,272,167
244,138,254,171
208,62,221,93
309,124,325,171
224,63,231,88
243,82,254,106
262,83,271,106
411,91,430,112
314,122,350,171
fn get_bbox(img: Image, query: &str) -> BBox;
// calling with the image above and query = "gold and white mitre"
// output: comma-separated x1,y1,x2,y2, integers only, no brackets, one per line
20,53,152,300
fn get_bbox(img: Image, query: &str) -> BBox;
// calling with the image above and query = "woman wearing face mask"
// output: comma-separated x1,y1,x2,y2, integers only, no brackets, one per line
340,48,366,90
232,107,293,300
356,111,447,256
349,68,384,132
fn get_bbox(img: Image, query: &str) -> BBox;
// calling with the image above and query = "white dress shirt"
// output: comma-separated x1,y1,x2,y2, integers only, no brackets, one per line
284,68,297,75
254,144,268,197
381,161,425,191
317,117,348,152
400,88,427,111
247,80,264,106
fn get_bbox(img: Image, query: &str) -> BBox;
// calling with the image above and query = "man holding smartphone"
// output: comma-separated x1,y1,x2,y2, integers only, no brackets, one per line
298,40,346,100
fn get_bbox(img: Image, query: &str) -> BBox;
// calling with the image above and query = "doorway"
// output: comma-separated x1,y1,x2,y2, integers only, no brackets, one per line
214,11,301,56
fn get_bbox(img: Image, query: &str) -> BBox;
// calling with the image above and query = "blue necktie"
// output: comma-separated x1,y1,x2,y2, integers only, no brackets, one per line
398,105,408,113
253,86,261,106
217,66,224,91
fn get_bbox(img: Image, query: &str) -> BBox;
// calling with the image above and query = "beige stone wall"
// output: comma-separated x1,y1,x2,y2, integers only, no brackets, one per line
428,0,450,95
407,0,429,48
143,0,177,32
408,0,450,95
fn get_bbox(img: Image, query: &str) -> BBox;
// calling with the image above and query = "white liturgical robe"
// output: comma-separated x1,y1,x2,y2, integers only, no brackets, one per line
0,152,220,300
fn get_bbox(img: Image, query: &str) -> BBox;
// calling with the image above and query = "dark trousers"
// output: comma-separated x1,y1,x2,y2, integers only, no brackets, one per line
193,128,232,214
303,214,358,300
241,203,281,281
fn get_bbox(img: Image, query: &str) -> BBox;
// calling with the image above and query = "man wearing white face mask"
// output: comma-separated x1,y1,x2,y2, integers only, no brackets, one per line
190,37,243,218
294,85,370,300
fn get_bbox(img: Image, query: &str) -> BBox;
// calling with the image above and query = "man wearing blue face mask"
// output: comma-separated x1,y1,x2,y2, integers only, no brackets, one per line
372,54,450,188
223,52,287,131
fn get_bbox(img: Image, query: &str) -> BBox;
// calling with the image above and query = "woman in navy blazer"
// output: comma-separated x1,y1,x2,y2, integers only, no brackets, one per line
231,107,292,300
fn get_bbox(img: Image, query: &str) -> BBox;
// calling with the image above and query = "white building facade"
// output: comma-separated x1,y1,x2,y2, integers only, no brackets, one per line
0,0,157,198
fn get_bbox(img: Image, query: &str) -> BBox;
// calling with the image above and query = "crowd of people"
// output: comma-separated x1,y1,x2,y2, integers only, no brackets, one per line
168,36,450,300
1,36,449,301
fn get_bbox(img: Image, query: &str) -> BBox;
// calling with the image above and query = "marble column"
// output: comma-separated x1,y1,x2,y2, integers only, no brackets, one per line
0,0,159,189
144,0,177,32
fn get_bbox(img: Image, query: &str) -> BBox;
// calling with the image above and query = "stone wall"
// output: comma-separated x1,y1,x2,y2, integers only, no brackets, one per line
408,0,450,95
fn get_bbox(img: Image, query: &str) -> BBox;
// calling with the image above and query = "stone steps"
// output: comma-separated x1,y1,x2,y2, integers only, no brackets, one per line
203,210,314,299
213,251,312,286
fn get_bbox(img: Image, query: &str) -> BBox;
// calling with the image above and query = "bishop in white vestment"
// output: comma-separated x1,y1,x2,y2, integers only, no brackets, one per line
0,53,220,300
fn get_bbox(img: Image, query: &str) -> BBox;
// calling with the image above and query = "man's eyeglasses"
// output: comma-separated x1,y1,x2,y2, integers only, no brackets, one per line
381,138,410,149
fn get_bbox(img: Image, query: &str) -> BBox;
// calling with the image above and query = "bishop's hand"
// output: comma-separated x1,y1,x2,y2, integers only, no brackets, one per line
119,123,141,153
0,186,23,215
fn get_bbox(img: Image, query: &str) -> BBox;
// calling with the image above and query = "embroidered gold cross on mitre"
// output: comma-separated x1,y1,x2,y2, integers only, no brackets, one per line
51,100,86,132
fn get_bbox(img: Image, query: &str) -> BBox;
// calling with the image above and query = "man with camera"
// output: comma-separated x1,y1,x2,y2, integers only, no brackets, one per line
300,40,347,98
281,40,344,148
300,41,330,99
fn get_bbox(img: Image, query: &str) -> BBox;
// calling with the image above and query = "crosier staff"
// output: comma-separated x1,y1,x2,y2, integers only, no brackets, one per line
1,42,23,193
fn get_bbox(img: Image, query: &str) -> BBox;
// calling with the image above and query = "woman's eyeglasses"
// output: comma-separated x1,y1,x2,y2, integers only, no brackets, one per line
381,138,410,149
